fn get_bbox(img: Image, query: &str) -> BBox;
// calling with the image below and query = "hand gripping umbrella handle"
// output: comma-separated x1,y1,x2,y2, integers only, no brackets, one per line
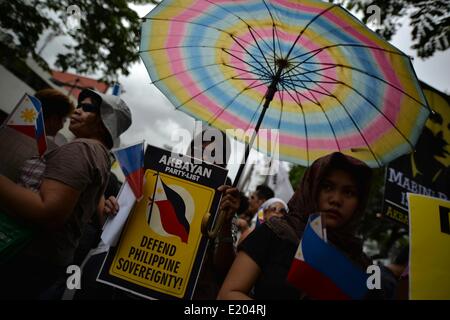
201,208,231,239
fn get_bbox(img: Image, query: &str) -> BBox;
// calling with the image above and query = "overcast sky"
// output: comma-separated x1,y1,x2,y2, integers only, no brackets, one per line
39,3,450,181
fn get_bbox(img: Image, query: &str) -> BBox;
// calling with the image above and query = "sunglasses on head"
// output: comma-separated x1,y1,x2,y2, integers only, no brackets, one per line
77,103,99,113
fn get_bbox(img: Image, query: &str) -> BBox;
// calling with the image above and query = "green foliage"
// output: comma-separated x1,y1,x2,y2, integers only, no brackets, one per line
336,0,449,59
289,164,306,190
0,0,144,81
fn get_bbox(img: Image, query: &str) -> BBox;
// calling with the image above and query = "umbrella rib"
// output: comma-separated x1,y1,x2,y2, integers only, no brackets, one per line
229,35,274,78
285,65,337,78
223,63,270,79
279,82,310,166
261,0,279,65
281,80,329,106
247,26,275,75
139,45,255,55
285,4,339,60
295,80,382,166
293,43,408,62
284,72,322,106
282,71,335,99
284,79,341,85
174,70,250,110
243,96,266,136
265,1,285,60
143,4,250,31
286,72,342,152
284,70,341,151
201,0,275,63
232,77,272,81
222,49,272,78
204,0,276,53
143,16,235,37
302,62,428,109
283,43,408,77
140,46,266,62
333,97,382,166
143,17,267,56
301,67,416,150
261,0,286,66
207,80,271,126
150,62,227,85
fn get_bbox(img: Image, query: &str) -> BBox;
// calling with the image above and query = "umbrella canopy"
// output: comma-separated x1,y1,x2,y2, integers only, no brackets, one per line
140,0,430,168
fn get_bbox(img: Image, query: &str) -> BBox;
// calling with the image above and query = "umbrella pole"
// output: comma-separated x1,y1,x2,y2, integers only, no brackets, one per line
232,66,284,188
204,66,285,238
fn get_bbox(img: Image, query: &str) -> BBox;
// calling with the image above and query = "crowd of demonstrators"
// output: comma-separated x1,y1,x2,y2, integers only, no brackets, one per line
218,152,390,300
0,88,74,183
0,90,411,301
0,88,131,299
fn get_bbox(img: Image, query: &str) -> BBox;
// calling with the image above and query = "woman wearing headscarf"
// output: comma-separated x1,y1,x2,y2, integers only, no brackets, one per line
218,152,375,300
237,197,289,246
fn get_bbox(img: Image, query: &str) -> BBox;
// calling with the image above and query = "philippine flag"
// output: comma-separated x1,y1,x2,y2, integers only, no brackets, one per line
113,141,144,200
287,214,368,300
254,208,265,228
151,175,190,243
6,94,47,156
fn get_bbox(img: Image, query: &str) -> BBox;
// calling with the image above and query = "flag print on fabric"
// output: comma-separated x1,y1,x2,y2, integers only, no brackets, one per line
287,214,368,300
255,208,264,228
6,94,47,156
113,142,145,200
150,175,190,243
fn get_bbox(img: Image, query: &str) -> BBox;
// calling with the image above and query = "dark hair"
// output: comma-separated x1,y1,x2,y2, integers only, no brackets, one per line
35,88,74,119
394,247,409,266
237,192,249,215
256,184,274,201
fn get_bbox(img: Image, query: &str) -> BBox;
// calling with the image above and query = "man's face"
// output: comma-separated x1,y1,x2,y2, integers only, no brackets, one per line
248,191,265,214
69,97,101,138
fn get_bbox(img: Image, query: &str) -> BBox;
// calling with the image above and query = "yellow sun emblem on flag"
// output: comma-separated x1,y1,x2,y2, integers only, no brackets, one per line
157,187,163,194
20,108,37,123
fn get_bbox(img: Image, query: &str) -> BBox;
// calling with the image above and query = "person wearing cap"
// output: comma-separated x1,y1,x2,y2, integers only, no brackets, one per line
0,89,131,299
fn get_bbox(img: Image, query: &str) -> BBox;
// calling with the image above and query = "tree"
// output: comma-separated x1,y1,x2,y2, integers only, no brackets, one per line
0,0,158,82
334,0,450,59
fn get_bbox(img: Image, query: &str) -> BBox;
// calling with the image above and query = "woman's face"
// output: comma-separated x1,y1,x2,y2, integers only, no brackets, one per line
317,169,359,229
69,97,101,138
264,201,288,221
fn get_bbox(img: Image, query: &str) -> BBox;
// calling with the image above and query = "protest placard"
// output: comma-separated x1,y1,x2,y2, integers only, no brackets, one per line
98,144,228,299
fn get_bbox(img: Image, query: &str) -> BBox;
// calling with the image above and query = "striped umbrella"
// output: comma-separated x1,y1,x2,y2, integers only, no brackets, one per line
140,0,430,178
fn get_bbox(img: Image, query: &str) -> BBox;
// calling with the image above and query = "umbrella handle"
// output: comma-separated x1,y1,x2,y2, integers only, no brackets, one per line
201,208,229,239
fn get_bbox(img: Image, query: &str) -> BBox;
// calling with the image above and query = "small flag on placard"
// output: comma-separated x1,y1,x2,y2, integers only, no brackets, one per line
6,94,47,156
151,175,190,243
113,141,144,200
